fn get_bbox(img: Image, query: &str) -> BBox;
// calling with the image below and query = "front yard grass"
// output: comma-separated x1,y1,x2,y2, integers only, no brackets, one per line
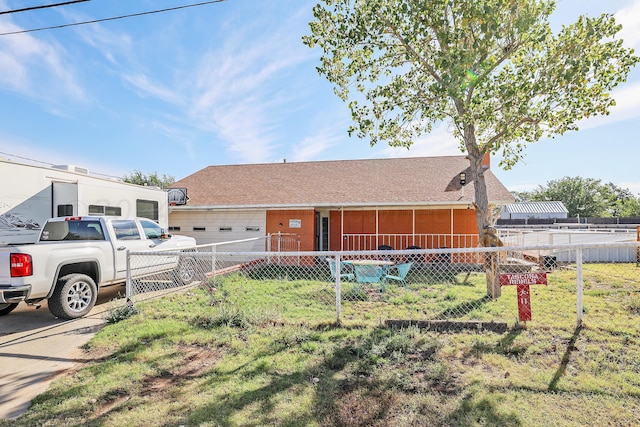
2,264,639,426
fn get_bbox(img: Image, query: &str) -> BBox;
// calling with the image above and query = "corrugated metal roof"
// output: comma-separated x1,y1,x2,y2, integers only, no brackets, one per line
503,201,568,214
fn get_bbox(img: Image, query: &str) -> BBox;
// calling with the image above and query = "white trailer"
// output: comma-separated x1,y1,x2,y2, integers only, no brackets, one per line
0,159,168,245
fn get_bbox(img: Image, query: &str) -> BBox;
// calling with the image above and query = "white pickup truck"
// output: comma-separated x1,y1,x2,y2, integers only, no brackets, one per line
0,216,197,319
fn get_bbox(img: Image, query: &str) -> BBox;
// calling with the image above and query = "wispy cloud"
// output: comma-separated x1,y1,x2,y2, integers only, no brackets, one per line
99,2,318,164
615,0,640,50
186,4,317,163
290,124,348,163
74,21,133,66
123,73,184,105
381,125,463,159
576,80,640,130
0,20,84,102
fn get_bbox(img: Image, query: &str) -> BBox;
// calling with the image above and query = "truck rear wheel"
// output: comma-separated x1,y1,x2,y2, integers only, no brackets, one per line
0,303,18,316
49,274,98,319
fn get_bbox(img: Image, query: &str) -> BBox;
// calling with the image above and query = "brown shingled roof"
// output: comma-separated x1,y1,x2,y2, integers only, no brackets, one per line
172,156,514,208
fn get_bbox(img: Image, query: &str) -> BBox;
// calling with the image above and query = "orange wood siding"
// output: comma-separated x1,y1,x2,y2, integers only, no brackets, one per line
266,209,315,251
378,210,413,234
415,209,452,235
328,210,376,251
328,208,478,251
342,210,376,233
453,209,478,234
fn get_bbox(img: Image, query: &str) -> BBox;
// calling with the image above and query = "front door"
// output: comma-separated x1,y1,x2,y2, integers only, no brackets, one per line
315,211,329,251
321,217,329,251
52,182,78,217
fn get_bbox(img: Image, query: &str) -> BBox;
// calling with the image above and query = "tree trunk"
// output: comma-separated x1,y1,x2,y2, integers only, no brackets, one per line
468,150,501,299
460,108,502,299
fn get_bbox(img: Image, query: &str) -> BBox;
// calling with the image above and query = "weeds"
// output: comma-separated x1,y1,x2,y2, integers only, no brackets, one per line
103,300,138,324
4,264,640,427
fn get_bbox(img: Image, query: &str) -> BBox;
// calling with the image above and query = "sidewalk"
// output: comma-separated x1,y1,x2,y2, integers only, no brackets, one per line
0,285,123,420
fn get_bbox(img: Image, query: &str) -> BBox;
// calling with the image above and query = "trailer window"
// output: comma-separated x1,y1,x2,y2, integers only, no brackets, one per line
137,199,159,221
89,205,122,216
57,205,74,217
88,205,101,215
112,220,141,240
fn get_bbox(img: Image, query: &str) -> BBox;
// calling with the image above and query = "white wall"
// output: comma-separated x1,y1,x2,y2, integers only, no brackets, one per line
169,209,267,250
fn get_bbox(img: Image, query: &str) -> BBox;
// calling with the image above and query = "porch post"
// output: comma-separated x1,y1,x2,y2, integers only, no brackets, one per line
376,208,379,249
340,208,344,251
450,208,454,247
412,209,416,246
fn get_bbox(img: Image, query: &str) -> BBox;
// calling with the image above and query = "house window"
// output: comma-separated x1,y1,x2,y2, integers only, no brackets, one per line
193,227,206,231
168,226,181,231
219,226,232,232
246,226,260,232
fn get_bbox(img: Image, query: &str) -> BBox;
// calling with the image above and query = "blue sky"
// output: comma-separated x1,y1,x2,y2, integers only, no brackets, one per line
0,0,639,195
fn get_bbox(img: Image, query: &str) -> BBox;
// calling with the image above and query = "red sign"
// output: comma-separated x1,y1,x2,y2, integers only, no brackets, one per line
499,273,547,322
499,272,547,286
517,284,532,322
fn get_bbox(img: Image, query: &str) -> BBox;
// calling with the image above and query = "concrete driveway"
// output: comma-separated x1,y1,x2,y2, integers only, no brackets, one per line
0,284,125,420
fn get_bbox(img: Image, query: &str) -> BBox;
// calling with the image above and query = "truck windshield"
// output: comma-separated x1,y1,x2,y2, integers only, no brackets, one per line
40,220,106,241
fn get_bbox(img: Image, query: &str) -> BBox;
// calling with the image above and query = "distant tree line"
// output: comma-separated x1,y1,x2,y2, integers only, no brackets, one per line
514,176,640,218
122,170,175,190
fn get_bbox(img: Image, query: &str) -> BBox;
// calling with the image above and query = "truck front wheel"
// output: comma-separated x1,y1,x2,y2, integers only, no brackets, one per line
0,303,18,316
49,274,98,319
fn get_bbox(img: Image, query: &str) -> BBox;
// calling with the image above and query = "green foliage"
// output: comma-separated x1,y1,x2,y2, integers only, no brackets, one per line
518,176,640,217
122,169,175,189
304,0,638,230
104,302,139,324
305,0,637,165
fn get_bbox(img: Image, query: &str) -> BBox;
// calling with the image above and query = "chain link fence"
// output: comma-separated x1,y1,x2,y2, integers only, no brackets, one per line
125,241,640,331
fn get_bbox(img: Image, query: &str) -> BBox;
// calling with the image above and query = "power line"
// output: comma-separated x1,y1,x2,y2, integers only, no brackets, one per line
0,0,228,36
0,0,90,16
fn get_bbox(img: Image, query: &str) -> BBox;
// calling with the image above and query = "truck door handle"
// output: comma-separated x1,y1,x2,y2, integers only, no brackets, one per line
149,244,157,248
117,246,126,251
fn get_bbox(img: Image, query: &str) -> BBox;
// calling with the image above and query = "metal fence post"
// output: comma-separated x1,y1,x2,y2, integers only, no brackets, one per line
212,245,217,278
335,254,341,323
266,234,271,263
576,246,583,326
125,249,132,300
277,231,281,252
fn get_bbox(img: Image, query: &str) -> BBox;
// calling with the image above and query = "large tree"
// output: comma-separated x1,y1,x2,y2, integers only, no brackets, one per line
304,0,638,236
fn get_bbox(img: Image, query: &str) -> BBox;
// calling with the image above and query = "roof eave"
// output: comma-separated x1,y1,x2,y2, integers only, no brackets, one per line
169,199,513,211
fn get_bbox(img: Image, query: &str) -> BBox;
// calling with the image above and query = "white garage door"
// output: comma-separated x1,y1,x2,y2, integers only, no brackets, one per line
169,210,266,250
